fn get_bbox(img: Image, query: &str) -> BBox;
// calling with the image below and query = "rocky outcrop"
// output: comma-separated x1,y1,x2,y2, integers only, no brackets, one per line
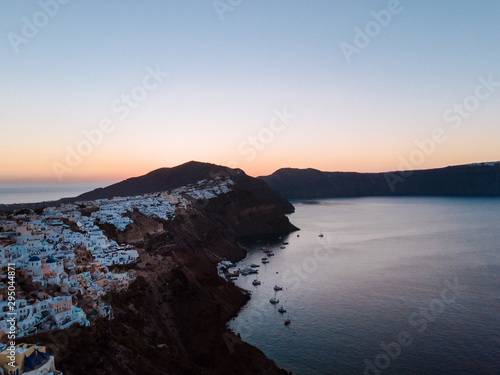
29,251,288,375
25,166,297,374
99,210,164,244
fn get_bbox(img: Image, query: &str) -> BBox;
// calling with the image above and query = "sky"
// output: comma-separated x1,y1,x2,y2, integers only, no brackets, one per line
1,0,500,184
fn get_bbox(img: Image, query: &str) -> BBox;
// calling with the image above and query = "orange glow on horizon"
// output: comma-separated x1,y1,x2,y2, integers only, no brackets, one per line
2,154,499,184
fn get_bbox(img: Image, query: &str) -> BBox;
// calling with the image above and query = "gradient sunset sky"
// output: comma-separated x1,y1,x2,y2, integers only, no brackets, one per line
1,0,499,183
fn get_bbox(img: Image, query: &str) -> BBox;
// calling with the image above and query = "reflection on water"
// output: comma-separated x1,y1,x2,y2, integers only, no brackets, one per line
229,197,500,375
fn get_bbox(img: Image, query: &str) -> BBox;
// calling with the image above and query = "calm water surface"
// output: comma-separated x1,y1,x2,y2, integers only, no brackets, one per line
229,197,500,375
0,182,112,204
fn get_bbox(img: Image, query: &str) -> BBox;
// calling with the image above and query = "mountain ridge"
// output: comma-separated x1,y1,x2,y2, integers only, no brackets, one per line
2,161,500,212
69,160,240,202
67,161,295,214
259,162,500,199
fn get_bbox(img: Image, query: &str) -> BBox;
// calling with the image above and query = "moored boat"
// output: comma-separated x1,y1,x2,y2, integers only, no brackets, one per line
242,266,258,274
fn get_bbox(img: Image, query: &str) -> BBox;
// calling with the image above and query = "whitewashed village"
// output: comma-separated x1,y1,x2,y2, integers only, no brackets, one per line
0,177,234,374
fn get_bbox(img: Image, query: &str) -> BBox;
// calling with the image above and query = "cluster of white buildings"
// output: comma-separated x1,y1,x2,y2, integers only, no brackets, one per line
0,212,139,272
0,176,235,343
181,178,234,201
80,176,234,224
0,294,88,337
0,209,137,341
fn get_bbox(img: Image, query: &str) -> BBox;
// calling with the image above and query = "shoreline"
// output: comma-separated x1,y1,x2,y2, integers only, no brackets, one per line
223,235,295,374
5,166,298,374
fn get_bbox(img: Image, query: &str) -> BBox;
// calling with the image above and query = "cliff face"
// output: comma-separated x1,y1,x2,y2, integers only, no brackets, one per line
259,162,500,199
32,251,288,375
26,168,297,375
98,210,165,244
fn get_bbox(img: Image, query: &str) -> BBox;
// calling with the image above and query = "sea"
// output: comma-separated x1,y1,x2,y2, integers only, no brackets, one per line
0,182,112,205
229,197,500,375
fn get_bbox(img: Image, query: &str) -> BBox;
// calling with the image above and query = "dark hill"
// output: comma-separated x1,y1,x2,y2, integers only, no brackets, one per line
66,161,294,214
23,162,299,374
71,161,233,201
26,179,297,374
259,162,500,199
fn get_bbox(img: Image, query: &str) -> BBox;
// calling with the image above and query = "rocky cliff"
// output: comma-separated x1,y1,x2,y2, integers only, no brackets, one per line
25,165,298,374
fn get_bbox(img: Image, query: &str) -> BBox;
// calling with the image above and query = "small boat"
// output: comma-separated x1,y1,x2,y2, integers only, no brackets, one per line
274,285,283,291
242,267,258,274
278,306,286,313
283,242,289,245
284,318,291,326
250,263,260,268
267,252,275,256
252,279,261,286
280,246,286,249
241,270,249,276
261,257,268,261
270,297,279,304
263,249,273,254
262,259,269,264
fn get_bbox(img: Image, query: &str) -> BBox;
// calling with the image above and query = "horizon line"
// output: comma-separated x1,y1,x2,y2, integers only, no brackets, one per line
1,159,499,185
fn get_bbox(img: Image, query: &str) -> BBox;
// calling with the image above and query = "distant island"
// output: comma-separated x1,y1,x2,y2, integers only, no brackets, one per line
259,162,500,199
2,161,500,214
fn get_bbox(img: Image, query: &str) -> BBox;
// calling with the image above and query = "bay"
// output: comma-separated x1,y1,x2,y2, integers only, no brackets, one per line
229,197,500,375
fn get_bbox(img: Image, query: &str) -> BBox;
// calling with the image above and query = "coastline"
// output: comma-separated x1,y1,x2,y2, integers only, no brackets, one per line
7,167,298,374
